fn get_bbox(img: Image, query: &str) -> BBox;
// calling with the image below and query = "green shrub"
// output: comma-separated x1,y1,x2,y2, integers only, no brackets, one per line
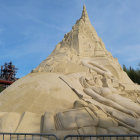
0,86,4,93
123,64,140,85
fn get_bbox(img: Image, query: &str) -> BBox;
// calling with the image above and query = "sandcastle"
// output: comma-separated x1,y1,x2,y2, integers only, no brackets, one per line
0,5,140,138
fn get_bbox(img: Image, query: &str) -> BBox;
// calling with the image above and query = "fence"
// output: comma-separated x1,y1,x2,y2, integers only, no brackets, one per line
0,133,58,140
64,134,140,140
1,133,140,140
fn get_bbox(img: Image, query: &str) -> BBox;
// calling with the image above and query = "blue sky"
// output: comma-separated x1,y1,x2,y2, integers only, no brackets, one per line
0,0,140,78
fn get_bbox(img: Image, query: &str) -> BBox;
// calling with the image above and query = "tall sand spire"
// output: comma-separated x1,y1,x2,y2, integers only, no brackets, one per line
32,5,115,73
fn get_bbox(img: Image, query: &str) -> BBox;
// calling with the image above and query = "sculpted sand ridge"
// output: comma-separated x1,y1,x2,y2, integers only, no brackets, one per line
0,5,140,138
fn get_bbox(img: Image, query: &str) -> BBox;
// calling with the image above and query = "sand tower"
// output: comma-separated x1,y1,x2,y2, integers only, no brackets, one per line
0,5,140,137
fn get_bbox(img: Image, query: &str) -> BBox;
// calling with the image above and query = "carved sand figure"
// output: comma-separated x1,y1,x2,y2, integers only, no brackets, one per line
83,98,140,133
83,88,138,117
92,87,140,115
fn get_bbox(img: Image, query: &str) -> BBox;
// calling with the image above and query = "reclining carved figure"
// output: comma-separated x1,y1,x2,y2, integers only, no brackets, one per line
84,88,138,117
91,87,140,116
83,98,140,133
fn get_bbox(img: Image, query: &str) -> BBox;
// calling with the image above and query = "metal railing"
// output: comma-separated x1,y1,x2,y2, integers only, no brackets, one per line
1,133,140,140
64,134,140,140
0,133,58,140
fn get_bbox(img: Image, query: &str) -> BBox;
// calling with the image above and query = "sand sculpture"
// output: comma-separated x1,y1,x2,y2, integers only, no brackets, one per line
0,5,140,139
